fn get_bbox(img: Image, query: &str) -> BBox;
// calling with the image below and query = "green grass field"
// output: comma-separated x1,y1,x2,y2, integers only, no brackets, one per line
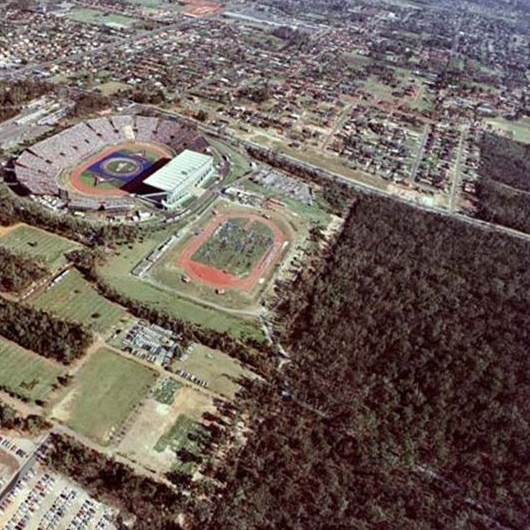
0,225,78,271
32,270,125,333
63,348,158,444
79,172,120,190
175,345,257,398
0,338,65,402
192,218,274,278
68,7,138,27
485,117,530,144
97,81,130,96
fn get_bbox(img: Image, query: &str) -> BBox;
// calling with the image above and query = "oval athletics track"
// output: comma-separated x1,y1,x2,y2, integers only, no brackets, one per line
176,213,287,293
68,142,172,197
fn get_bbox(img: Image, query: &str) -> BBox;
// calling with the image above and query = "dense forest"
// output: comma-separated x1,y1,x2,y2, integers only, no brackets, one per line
476,177,530,234
0,299,92,363
45,433,184,530
0,247,48,293
479,133,530,192
476,133,530,233
201,195,530,529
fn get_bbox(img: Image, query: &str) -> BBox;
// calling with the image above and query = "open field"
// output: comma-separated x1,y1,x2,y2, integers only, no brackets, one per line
247,133,388,191
53,348,157,445
0,225,78,271
0,338,64,402
485,117,530,144
67,7,138,27
117,385,214,474
32,270,126,334
0,449,18,486
96,80,130,96
175,344,257,398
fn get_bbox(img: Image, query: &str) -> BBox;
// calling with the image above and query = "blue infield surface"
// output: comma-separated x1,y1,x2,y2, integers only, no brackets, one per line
87,151,157,184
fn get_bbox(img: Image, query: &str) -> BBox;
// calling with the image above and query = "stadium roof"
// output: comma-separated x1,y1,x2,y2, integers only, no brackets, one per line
144,150,213,192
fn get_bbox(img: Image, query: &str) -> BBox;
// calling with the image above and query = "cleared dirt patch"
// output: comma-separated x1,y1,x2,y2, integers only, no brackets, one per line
117,385,215,474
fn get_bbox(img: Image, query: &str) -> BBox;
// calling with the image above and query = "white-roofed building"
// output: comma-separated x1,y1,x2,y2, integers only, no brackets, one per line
143,149,215,209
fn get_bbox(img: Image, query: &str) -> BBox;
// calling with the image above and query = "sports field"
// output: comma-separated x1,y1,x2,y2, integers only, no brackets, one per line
69,142,171,197
56,348,157,444
32,270,125,333
154,414,208,473
0,337,64,402
175,344,257,398
0,225,78,271
192,217,274,278
177,213,286,292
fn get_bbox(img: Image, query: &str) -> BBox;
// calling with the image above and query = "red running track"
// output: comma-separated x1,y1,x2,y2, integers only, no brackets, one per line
69,142,171,197
177,213,286,293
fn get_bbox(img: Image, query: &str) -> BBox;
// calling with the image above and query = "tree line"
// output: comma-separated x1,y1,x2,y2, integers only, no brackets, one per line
0,298,92,364
0,400,48,433
0,247,49,293
0,79,50,123
199,193,530,529
0,184,143,247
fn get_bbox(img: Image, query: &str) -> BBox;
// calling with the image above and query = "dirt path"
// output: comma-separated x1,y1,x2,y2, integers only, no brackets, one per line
0,223,24,238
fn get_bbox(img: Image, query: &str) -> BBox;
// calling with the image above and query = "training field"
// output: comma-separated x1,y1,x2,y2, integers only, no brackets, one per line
0,337,64,402
177,212,287,293
54,348,157,445
175,345,257,398
32,270,125,333
0,225,78,271
192,217,275,278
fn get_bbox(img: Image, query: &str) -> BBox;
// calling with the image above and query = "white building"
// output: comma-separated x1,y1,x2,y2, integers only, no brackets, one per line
143,150,215,209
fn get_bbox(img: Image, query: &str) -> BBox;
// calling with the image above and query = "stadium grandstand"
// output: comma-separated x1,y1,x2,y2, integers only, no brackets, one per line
13,115,216,214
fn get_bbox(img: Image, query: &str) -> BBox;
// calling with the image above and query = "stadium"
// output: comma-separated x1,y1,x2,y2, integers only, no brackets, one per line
12,115,220,214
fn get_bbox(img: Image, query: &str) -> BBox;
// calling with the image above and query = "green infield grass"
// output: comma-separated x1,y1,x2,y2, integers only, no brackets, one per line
79,172,121,190
192,217,274,278
0,338,65,402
